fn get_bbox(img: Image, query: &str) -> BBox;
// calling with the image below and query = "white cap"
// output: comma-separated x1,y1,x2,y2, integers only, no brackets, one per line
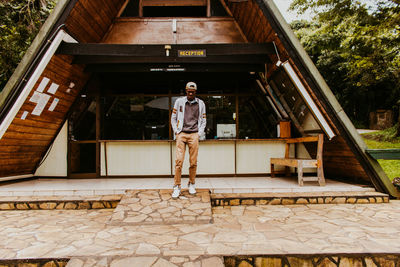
186,82,197,90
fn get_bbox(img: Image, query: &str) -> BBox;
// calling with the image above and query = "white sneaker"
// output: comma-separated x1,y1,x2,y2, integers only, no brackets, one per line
172,185,181,199
188,183,196,195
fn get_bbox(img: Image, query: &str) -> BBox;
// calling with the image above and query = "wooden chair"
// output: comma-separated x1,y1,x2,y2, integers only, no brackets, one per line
270,134,325,186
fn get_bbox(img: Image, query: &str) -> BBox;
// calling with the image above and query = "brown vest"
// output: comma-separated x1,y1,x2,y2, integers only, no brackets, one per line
182,101,199,132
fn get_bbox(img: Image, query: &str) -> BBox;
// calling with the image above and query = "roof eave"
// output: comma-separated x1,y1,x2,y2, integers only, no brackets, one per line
0,0,70,116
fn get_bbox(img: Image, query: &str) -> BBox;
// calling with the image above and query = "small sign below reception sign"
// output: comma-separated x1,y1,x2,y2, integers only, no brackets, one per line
150,68,186,72
178,50,206,57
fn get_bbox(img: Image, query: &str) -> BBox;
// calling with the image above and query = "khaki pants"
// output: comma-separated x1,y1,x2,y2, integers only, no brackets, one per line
174,132,199,186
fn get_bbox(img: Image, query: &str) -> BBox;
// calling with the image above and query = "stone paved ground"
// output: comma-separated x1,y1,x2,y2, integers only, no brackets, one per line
0,196,400,266
108,190,211,225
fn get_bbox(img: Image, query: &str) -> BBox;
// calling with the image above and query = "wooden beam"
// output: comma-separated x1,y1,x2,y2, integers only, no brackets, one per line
286,136,319,143
219,0,234,17
57,42,276,56
141,0,207,6
73,55,271,64
85,63,265,72
269,80,305,135
117,0,130,17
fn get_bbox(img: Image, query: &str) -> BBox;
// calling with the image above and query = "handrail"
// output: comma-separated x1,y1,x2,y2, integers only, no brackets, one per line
366,149,400,160
285,136,319,143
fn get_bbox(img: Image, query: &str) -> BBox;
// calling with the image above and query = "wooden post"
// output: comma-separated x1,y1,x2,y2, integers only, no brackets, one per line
270,162,275,177
168,90,172,140
139,0,143,17
234,139,237,176
298,163,303,186
104,141,108,177
67,120,71,178
96,95,101,177
235,94,239,138
284,142,290,177
317,134,325,186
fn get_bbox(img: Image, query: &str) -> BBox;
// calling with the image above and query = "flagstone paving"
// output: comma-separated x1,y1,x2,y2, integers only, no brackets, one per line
0,197,400,266
108,189,212,225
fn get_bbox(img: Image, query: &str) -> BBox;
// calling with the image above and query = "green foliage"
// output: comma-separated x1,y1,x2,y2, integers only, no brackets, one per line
375,158,400,181
290,0,400,128
362,123,400,142
0,0,57,92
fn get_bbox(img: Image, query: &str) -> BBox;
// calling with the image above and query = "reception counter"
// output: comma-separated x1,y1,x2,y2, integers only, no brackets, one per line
99,139,311,176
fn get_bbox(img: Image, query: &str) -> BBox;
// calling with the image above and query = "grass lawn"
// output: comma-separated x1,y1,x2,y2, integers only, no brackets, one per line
362,125,400,181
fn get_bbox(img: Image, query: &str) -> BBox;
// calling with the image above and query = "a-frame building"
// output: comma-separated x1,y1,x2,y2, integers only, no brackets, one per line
0,0,397,197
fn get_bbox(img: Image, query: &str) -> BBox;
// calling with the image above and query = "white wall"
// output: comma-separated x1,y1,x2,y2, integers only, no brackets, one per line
34,121,68,177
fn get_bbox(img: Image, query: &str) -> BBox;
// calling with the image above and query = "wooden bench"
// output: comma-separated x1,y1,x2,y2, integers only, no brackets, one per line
270,134,325,186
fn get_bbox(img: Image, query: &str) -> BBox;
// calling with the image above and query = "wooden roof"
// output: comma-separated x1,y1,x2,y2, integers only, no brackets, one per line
0,0,396,197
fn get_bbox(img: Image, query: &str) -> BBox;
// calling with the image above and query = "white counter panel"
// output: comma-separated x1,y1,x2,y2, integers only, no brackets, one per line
236,141,286,174
172,141,235,175
101,142,171,175
99,140,308,175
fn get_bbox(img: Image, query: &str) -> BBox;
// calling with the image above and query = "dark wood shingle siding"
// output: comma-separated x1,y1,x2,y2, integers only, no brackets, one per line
0,54,88,177
65,0,125,43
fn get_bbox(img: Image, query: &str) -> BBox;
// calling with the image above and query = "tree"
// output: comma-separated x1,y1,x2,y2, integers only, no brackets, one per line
0,0,57,92
290,0,400,129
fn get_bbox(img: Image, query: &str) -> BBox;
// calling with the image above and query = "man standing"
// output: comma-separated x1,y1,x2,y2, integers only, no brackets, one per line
171,82,206,199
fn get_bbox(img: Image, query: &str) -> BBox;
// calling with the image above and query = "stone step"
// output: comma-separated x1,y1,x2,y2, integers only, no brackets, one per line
0,258,69,267
225,254,400,267
211,191,390,206
0,188,388,211
4,254,399,267
108,189,212,225
209,186,378,194
0,195,122,210
0,180,377,197
0,256,225,267
0,189,126,197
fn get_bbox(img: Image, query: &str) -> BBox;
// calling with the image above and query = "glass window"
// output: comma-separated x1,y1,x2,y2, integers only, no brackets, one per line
238,96,278,139
69,88,281,141
203,96,236,139
102,96,170,140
